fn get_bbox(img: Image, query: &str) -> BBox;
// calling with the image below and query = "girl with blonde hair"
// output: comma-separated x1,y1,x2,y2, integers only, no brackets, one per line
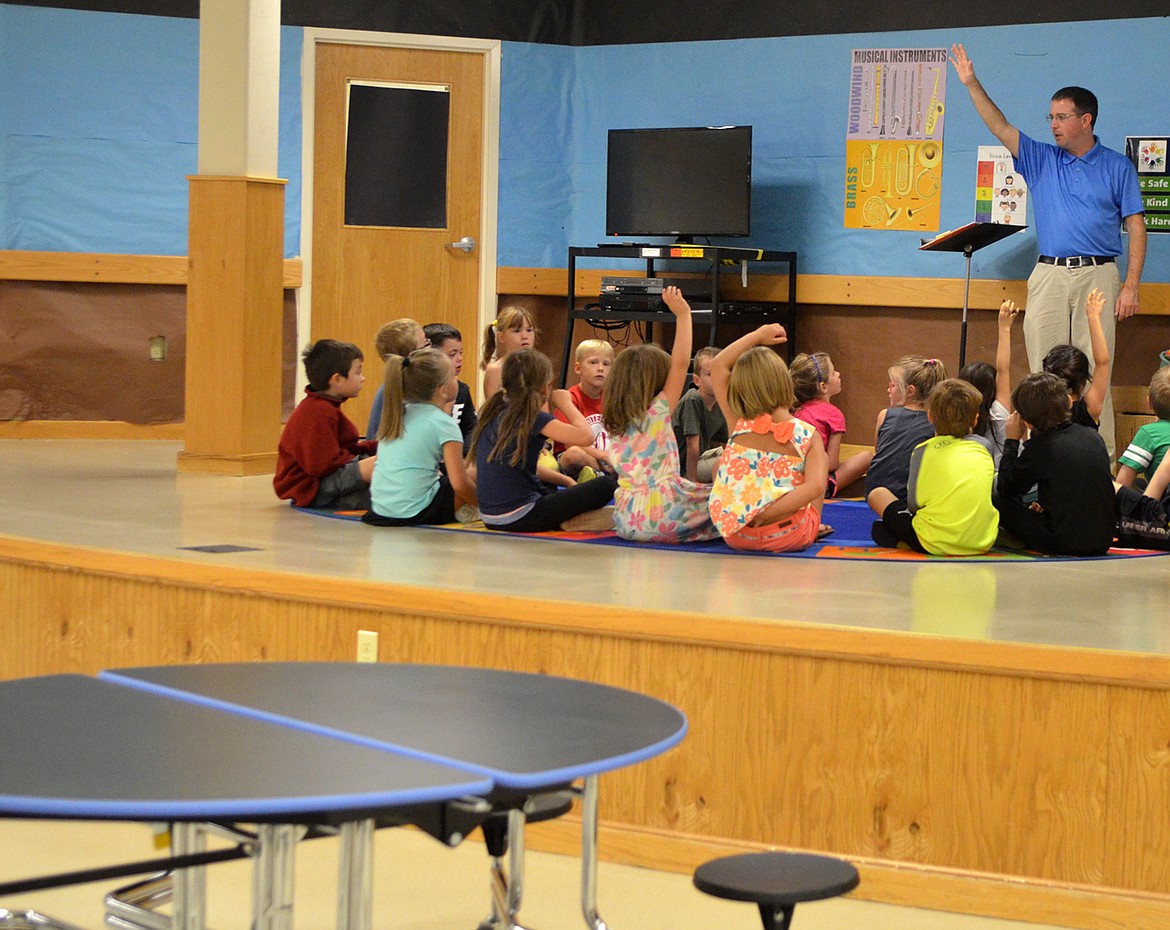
363,348,476,526
603,287,719,543
707,325,829,552
481,306,536,400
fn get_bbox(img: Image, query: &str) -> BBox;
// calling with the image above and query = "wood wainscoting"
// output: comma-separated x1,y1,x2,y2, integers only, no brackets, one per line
2,534,1168,930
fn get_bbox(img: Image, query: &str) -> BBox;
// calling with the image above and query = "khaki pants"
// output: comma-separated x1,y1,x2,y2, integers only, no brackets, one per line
1024,260,1119,456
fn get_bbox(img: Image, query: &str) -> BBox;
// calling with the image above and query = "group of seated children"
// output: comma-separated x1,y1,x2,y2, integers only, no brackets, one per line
865,289,1170,556
275,286,1170,556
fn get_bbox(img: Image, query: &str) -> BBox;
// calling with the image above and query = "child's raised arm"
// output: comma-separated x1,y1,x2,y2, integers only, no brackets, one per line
711,324,788,432
661,286,693,411
1083,288,1111,423
996,299,1019,408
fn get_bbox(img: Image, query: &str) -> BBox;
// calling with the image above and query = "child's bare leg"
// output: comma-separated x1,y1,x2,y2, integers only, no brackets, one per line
835,449,872,491
866,487,896,517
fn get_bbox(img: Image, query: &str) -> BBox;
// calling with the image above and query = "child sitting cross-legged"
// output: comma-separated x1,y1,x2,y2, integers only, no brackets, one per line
996,372,1116,556
866,378,999,556
275,339,378,511
470,349,618,533
362,348,477,527
1116,366,1170,489
673,346,728,484
552,338,615,480
706,323,828,553
1115,449,1170,550
604,287,719,544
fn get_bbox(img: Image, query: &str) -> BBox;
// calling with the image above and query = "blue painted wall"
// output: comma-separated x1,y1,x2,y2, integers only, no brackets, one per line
0,5,302,257
1,5,1166,281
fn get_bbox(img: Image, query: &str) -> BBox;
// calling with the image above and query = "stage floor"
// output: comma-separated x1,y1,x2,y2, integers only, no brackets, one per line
2,439,1167,657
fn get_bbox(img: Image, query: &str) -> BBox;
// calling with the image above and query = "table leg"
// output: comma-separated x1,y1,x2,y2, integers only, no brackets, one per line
579,776,609,930
252,825,299,930
337,819,374,930
170,823,206,930
483,807,531,930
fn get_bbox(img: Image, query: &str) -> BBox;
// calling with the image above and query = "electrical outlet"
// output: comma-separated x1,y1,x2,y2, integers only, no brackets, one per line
356,629,378,663
148,335,167,361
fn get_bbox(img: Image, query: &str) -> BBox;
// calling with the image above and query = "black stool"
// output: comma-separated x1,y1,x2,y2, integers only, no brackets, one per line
693,852,859,930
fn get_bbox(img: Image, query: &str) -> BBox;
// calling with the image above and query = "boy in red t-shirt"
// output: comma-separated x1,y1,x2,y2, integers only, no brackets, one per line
552,339,614,479
274,339,378,509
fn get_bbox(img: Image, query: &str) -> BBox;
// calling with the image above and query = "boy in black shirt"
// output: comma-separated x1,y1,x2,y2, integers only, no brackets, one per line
996,372,1115,556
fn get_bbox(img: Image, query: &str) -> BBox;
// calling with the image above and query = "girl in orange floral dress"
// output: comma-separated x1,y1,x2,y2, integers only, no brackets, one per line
708,324,829,552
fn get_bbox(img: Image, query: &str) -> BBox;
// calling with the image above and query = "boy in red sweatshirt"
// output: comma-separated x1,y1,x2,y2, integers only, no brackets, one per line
274,339,377,509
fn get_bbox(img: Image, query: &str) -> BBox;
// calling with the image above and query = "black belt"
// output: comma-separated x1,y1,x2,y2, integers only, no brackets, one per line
1038,255,1115,267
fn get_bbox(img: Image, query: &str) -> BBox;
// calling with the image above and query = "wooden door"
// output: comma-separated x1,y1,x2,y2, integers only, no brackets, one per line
311,41,486,430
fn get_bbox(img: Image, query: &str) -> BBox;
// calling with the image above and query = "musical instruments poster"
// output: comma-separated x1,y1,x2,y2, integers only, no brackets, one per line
844,47,947,231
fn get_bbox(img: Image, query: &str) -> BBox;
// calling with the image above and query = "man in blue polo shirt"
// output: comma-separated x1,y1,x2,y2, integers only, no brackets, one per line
949,43,1146,455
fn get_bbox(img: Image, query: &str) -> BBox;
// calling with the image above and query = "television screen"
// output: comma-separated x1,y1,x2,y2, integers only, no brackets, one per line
606,126,752,240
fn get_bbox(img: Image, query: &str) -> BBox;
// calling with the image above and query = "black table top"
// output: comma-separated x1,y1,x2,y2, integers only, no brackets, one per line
102,662,688,790
0,675,492,821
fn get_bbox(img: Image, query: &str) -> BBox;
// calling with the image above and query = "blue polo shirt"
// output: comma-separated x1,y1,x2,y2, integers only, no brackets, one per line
1014,131,1143,258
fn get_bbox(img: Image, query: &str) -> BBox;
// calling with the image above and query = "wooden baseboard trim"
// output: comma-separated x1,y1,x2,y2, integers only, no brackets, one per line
0,421,184,440
527,816,1170,930
176,450,278,476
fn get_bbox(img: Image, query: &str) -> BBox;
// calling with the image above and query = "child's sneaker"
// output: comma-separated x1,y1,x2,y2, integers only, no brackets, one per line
455,504,481,524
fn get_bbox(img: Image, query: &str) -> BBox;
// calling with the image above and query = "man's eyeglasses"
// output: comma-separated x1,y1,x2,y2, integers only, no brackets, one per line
1045,112,1080,125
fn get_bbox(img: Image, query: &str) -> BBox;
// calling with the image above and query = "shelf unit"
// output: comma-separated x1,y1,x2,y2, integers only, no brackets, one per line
561,243,797,385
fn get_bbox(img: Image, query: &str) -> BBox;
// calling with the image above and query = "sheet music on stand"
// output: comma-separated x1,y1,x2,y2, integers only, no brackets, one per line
919,221,1026,367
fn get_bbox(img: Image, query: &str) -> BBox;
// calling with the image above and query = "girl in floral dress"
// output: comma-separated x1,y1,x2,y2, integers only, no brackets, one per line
602,287,719,543
708,324,829,552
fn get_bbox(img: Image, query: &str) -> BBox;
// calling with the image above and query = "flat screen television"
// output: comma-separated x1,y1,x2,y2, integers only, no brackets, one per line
605,125,752,242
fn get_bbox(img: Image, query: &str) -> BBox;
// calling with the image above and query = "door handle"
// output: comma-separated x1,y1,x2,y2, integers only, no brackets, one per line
448,236,476,253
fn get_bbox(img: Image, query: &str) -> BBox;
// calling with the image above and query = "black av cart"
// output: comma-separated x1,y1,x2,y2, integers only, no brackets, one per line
561,243,797,386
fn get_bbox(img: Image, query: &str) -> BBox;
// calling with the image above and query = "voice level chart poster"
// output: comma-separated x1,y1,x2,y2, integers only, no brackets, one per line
844,47,946,231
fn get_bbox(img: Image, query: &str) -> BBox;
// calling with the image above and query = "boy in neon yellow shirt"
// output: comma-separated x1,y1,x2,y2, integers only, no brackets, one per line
867,378,999,556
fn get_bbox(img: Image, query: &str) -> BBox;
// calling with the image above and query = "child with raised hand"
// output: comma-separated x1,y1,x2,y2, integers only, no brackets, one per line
957,299,1018,466
996,372,1115,556
790,351,870,495
864,357,947,502
469,349,618,532
363,348,476,527
604,287,719,543
867,378,998,555
707,324,828,552
367,318,428,439
1042,288,1110,432
481,306,536,400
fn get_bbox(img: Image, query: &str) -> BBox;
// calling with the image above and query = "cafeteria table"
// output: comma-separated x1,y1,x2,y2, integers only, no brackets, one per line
101,662,689,930
0,674,493,930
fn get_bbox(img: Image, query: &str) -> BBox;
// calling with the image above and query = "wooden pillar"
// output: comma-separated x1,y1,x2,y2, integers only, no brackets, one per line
178,0,283,476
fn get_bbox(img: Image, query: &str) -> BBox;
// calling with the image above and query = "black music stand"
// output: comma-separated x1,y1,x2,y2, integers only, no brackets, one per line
920,221,1025,368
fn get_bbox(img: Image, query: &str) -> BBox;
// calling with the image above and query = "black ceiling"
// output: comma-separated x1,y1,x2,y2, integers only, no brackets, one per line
15,1,1169,44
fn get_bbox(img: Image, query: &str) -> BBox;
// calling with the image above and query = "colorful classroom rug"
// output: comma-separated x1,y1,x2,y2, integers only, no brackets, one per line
296,500,1168,563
